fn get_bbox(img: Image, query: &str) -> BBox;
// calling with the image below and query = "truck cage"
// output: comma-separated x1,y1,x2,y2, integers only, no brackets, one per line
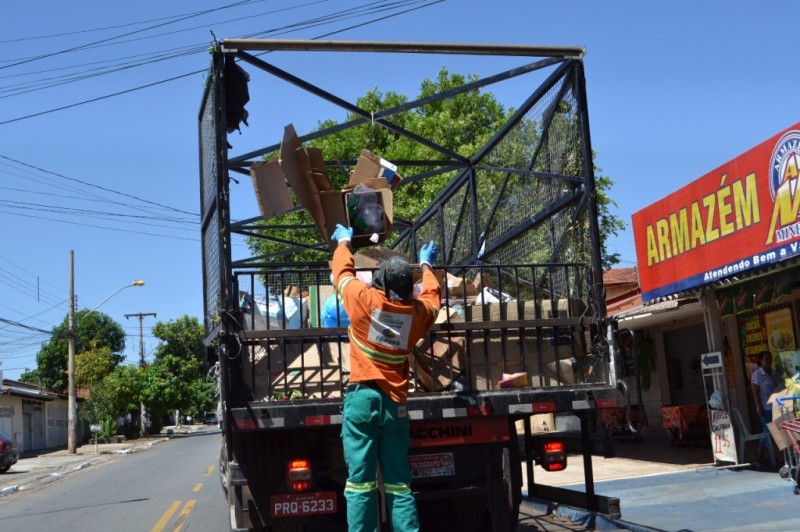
199,39,631,525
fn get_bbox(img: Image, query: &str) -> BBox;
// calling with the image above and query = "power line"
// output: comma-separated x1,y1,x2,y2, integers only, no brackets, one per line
0,1,441,125
0,0,261,71
0,153,197,218
0,0,267,44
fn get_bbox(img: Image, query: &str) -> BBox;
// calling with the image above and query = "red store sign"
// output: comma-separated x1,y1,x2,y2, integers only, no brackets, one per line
632,122,800,301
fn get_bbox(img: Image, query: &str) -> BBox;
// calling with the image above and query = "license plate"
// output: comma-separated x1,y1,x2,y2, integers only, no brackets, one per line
408,452,455,479
270,491,337,517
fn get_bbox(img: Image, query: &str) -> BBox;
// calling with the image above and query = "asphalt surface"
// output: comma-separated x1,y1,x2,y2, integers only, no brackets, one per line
1,426,797,531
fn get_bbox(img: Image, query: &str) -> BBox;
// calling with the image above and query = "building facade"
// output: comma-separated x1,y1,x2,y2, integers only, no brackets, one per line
0,379,78,452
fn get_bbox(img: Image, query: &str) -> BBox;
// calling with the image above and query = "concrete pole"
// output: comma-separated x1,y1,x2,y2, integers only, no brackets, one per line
67,251,77,454
125,312,156,436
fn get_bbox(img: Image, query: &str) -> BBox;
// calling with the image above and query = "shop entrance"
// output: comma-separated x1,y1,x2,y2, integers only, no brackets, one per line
664,322,707,405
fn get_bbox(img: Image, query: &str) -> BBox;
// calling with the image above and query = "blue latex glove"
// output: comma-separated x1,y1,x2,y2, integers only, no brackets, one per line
331,224,353,244
419,240,438,266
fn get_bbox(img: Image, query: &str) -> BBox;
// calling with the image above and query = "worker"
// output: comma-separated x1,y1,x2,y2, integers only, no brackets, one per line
330,223,440,532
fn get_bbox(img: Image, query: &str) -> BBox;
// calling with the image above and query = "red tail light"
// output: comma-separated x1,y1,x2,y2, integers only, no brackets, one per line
286,459,312,492
540,441,567,472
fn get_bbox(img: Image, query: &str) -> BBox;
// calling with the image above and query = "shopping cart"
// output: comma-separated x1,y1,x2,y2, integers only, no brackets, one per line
775,395,800,495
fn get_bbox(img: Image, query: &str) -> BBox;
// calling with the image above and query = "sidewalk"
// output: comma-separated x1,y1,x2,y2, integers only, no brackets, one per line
0,425,205,498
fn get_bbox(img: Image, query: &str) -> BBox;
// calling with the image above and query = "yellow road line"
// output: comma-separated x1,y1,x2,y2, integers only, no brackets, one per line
205,464,215,476
151,500,181,532
192,483,203,493
173,499,197,532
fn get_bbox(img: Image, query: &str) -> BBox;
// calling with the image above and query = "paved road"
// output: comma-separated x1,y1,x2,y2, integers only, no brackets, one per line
3,426,796,531
0,428,227,531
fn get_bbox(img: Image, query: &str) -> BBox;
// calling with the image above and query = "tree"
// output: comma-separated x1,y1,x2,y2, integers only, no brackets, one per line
29,310,125,393
75,345,117,390
247,68,625,268
82,364,141,440
140,316,215,426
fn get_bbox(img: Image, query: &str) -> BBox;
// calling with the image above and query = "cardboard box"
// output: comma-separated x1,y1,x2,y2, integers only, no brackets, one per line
244,340,351,400
279,124,333,239
515,413,555,435
250,126,400,249
465,330,578,391
463,300,539,322
351,148,403,189
250,159,293,221
342,186,393,247
413,350,460,392
541,298,588,319
355,247,412,268
768,420,790,451
443,272,486,298
277,125,395,250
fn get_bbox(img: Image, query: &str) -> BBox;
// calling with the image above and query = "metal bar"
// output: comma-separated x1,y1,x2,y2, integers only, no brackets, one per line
228,56,562,167
574,62,605,314
472,60,573,165
234,52,467,163
220,39,585,59
464,188,582,265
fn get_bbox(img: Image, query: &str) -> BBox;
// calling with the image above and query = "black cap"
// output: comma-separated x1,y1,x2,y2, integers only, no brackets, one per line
377,256,413,301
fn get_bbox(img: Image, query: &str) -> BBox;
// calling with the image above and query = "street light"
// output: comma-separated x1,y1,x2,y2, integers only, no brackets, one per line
67,250,144,455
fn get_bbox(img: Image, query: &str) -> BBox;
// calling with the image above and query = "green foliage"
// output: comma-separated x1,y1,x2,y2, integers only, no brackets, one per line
75,346,117,389
140,316,215,422
595,169,626,269
81,364,142,439
34,311,126,393
18,368,40,386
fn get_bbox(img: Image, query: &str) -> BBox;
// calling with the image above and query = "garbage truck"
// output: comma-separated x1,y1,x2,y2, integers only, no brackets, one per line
199,39,632,531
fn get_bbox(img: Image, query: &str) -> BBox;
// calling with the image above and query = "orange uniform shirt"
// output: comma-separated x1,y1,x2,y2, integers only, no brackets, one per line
332,244,441,403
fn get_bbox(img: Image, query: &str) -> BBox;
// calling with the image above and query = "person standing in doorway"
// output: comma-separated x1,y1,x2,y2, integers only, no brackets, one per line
750,350,781,462
330,223,440,532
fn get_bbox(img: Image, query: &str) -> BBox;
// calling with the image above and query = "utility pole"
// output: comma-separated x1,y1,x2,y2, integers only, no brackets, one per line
125,312,156,437
64,252,144,454
67,251,76,454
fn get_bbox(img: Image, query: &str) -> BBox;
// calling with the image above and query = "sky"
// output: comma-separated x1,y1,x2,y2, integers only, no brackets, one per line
1,0,797,381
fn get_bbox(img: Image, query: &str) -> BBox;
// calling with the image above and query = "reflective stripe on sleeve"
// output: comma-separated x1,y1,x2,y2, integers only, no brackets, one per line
337,275,356,297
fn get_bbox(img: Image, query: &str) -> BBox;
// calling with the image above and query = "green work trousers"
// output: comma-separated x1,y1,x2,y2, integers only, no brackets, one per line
341,383,418,532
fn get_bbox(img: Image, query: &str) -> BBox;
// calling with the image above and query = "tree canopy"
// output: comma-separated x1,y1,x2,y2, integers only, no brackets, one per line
141,315,216,425
26,310,126,393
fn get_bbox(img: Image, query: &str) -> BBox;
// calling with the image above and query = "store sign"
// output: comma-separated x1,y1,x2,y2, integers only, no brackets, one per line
632,122,800,301
710,409,737,464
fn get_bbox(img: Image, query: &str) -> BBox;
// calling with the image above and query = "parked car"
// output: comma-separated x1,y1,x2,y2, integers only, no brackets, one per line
203,413,218,425
0,431,19,473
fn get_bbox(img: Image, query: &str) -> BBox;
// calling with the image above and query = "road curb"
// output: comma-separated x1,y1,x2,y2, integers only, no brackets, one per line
0,485,19,498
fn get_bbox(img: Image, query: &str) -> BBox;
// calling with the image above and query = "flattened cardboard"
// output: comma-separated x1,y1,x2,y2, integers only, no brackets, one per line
279,124,330,239
244,340,351,400
306,147,333,192
355,247,412,268
352,149,403,189
277,125,395,250
250,159,293,221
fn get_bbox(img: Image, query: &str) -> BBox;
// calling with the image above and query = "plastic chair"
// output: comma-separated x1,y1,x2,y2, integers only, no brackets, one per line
731,407,776,468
